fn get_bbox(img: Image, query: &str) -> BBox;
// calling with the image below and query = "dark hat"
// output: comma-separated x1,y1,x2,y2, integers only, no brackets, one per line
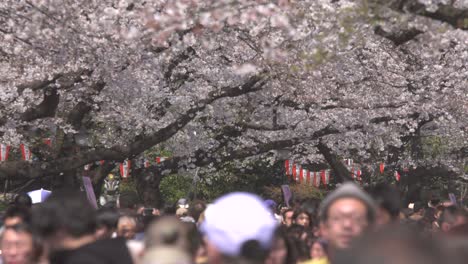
319,182,377,222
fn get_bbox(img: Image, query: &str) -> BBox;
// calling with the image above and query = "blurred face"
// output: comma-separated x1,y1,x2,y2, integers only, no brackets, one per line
295,213,310,227
1,229,34,264
4,217,22,228
282,211,293,227
265,236,287,264
117,217,137,240
320,198,369,250
310,242,326,259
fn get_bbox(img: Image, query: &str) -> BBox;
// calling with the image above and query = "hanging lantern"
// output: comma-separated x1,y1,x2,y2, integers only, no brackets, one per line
313,171,321,187
156,156,167,164
0,144,10,162
43,138,52,147
20,144,32,161
144,159,151,168
120,160,131,178
394,171,401,181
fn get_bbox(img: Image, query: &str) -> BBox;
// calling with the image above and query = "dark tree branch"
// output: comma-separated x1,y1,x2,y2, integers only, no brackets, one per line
0,75,268,179
67,80,106,129
316,141,351,183
20,88,60,121
374,25,424,46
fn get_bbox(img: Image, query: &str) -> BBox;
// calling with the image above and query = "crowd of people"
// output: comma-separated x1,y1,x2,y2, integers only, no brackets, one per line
0,182,467,264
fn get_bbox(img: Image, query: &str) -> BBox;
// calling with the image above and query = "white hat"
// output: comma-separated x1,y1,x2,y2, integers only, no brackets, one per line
200,192,277,256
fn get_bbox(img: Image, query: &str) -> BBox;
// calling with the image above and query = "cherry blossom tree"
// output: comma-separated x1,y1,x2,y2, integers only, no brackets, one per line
0,0,466,201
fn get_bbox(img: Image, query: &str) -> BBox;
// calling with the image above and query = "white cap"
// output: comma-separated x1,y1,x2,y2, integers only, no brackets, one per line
200,192,277,256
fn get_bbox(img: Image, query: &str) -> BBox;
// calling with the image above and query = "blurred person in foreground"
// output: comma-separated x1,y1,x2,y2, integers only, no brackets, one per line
200,192,277,264
0,223,38,264
2,206,31,228
334,226,463,264
366,184,401,228
318,182,376,258
142,216,200,264
31,190,133,264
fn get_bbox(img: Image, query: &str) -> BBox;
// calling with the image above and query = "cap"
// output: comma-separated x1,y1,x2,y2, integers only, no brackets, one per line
200,192,277,256
264,199,277,209
319,182,377,222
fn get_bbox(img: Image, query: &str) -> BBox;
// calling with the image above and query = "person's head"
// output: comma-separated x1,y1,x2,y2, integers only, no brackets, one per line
3,206,31,227
319,182,376,251
117,214,137,240
1,224,36,264
366,184,400,227
117,191,140,211
308,238,328,260
292,209,311,227
412,202,424,216
95,207,119,239
282,209,294,227
189,200,206,222
145,216,202,262
265,227,296,264
200,192,277,264
13,194,33,208
333,226,455,264
439,206,468,232
31,190,97,251
176,207,189,218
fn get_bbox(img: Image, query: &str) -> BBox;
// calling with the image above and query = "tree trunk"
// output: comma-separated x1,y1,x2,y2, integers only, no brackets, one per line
317,141,352,183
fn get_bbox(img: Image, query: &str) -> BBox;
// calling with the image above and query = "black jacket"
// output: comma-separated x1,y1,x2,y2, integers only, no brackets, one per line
50,237,133,264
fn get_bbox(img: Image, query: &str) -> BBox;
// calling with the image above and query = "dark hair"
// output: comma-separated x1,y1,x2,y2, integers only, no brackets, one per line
439,206,466,225
282,208,294,219
2,223,43,262
308,238,328,256
292,209,312,227
13,193,33,208
367,184,400,219
189,200,206,222
32,190,97,238
272,226,297,264
413,202,424,214
96,207,119,230
4,205,31,225
118,191,140,209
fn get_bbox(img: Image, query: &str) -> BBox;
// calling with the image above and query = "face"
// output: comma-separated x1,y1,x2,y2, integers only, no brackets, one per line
295,213,310,227
4,217,22,228
310,242,326,259
320,198,369,250
265,236,287,264
283,211,293,227
1,229,34,264
117,217,137,240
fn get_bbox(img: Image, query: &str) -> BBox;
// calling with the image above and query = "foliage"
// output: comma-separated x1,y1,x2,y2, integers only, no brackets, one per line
0,0,466,191
159,174,193,205
263,184,324,205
